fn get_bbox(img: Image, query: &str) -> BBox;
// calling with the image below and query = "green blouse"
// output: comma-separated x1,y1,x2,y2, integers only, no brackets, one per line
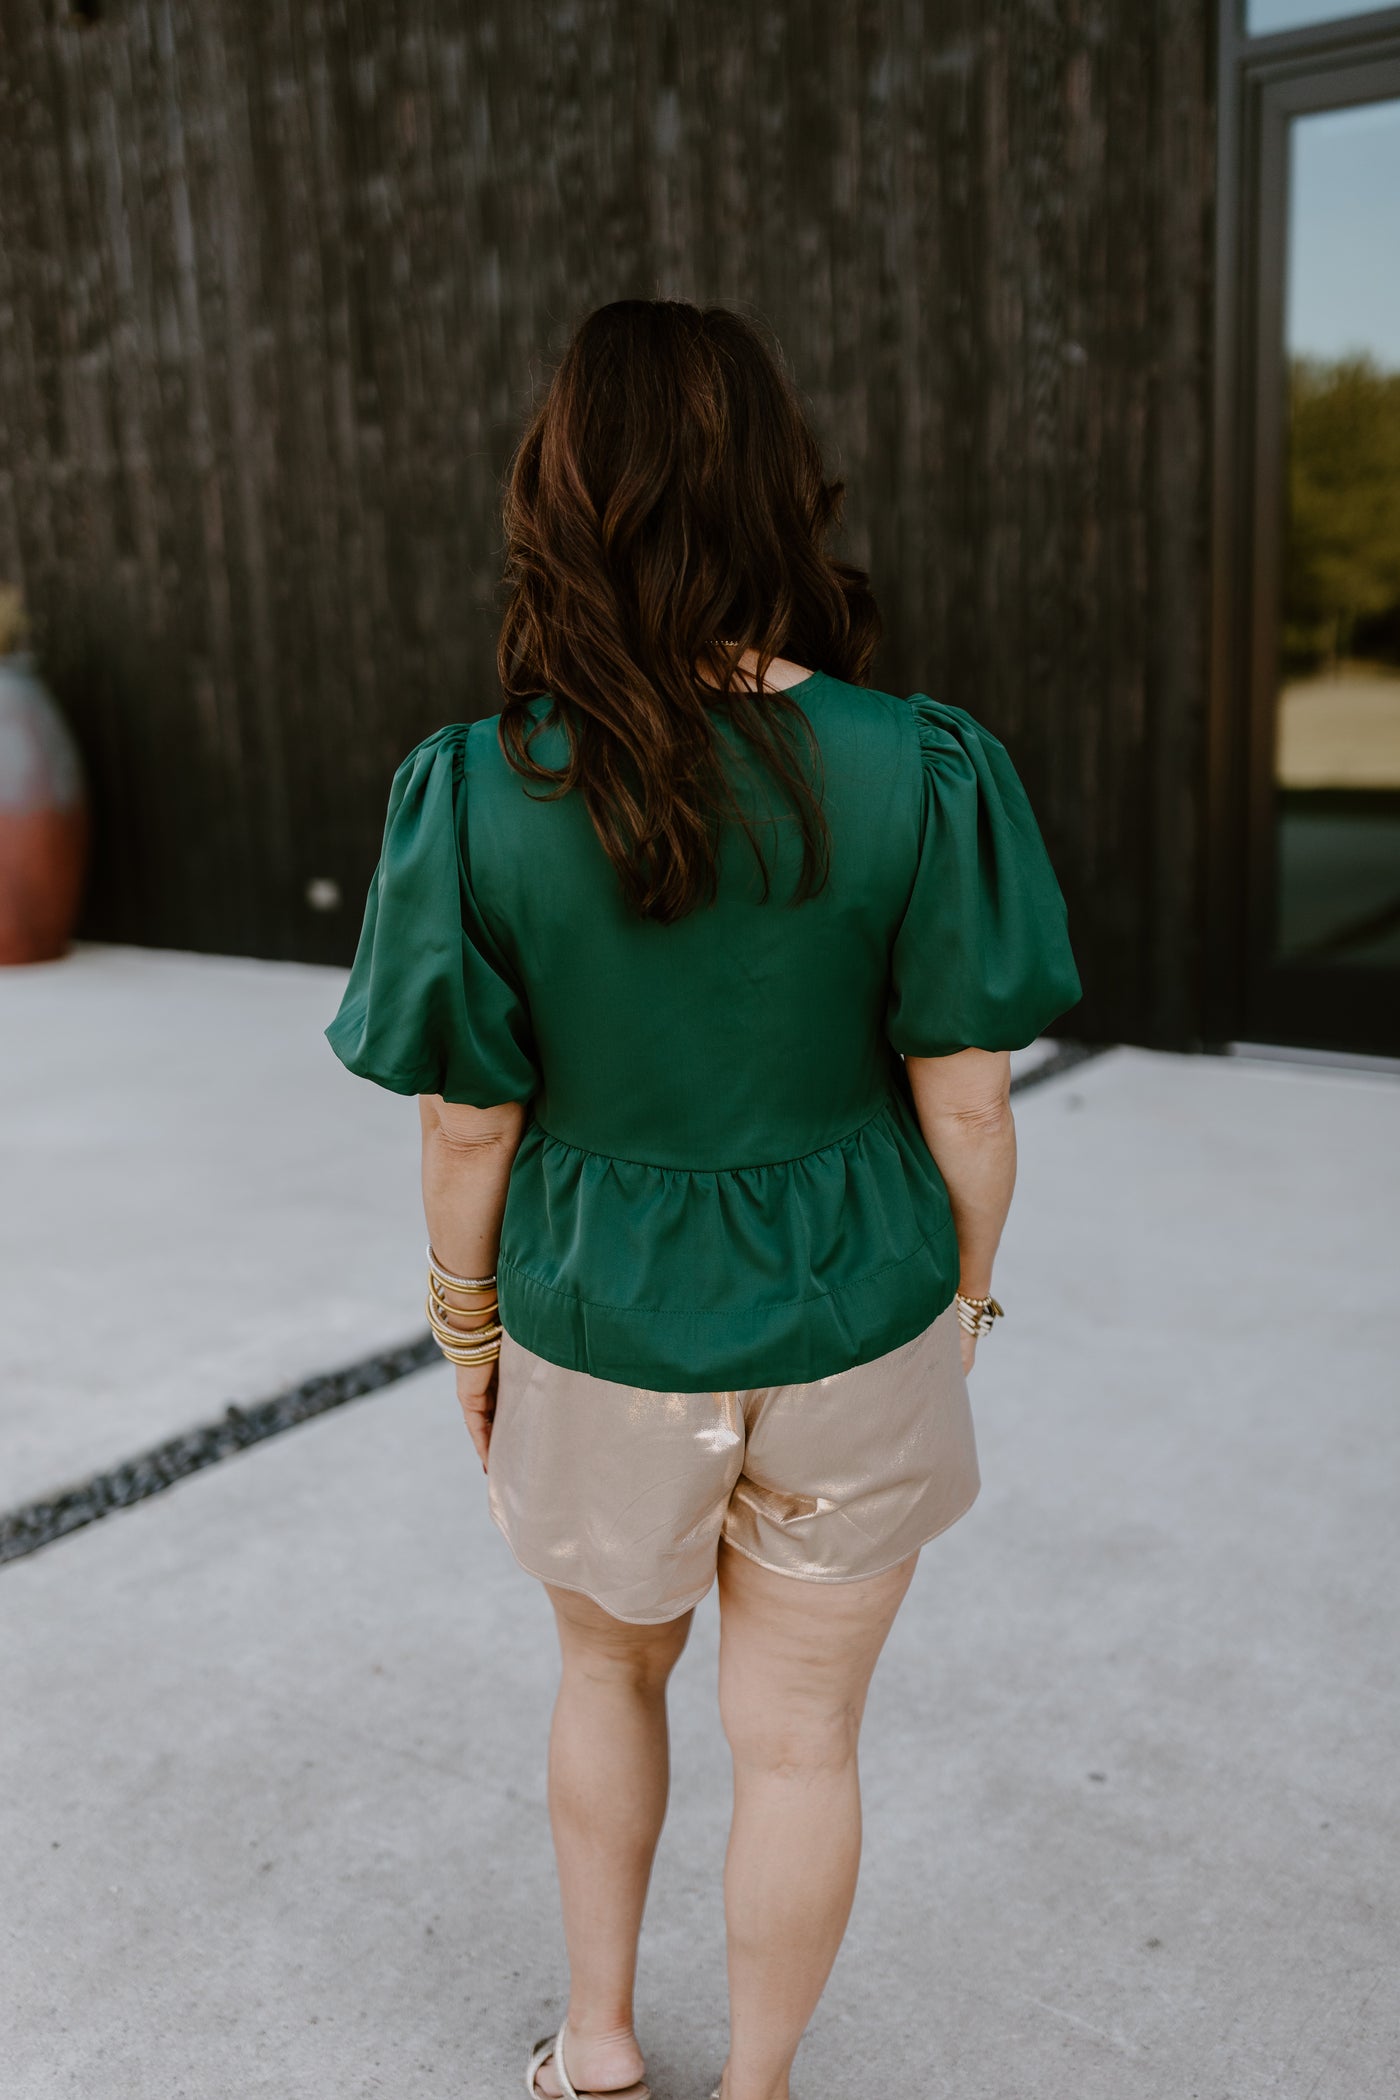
326,672,1081,1390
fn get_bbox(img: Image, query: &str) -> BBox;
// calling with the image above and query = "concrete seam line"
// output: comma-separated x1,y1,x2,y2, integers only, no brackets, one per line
0,1334,440,1568
0,1040,1109,1569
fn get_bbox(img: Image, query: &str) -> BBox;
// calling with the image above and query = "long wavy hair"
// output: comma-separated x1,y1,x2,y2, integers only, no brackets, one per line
496,300,880,922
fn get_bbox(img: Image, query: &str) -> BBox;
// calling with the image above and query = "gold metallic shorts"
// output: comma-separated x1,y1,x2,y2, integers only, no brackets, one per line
486,1303,980,1624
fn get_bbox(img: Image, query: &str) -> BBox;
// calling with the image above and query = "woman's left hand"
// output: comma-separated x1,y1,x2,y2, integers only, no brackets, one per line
455,1359,499,1469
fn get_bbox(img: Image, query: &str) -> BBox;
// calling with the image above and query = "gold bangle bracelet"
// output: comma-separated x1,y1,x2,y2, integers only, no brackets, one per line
428,1270,498,1298
428,1279,499,1317
426,1287,499,1320
426,1246,498,1292
429,1274,498,1300
433,1321,502,1346
424,1251,504,1365
433,1336,502,1365
425,1296,503,1343
430,1302,505,1352
426,1292,502,1328
429,1323,504,1354
429,1320,504,1349
429,1275,499,1304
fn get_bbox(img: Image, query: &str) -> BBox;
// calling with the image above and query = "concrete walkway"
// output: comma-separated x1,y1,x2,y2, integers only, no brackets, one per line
0,943,427,1505
2,946,1397,2099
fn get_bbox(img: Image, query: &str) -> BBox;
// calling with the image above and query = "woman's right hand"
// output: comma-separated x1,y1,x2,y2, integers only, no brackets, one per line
455,1357,499,1470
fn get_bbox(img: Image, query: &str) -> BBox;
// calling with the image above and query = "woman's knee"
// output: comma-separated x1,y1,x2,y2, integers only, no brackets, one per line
720,1679,863,1778
548,1584,693,1693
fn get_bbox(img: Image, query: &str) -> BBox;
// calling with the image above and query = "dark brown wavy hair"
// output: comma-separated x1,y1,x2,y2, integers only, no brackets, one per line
496,300,880,922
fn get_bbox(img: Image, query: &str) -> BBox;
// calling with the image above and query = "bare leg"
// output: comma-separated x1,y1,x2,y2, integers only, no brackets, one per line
715,1546,920,2100
531,1583,694,2099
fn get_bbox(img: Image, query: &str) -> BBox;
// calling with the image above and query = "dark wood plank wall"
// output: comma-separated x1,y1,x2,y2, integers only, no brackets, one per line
0,0,1215,1044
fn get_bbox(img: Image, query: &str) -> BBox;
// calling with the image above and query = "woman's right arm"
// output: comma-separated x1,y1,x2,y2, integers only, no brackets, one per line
904,1047,1017,1374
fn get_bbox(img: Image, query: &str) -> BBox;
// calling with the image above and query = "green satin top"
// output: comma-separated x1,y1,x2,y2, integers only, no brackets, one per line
326,672,1081,1389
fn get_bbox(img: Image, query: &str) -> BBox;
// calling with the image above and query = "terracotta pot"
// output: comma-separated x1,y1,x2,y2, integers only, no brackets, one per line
0,652,88,964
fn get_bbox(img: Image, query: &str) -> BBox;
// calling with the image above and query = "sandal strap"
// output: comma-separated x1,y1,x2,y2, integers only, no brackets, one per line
527,2021,580,2100
553,2021,581,2100
526,2033,559,2099
529,2018,653,2100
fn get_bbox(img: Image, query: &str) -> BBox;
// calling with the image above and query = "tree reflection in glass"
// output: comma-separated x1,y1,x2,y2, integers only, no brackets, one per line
1274,97,1400,970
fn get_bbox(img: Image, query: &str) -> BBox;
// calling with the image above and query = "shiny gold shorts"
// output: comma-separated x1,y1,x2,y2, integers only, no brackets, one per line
486,1303,980,1624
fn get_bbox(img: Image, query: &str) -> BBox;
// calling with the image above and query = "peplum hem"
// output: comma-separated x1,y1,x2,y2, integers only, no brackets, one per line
496,1085,961,1391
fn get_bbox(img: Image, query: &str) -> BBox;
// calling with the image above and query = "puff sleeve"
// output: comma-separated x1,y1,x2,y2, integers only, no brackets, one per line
885,696,1082,1057
325,725,539,1106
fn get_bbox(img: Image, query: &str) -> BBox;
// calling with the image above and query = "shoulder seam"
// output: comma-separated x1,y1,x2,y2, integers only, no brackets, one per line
401,721,470,767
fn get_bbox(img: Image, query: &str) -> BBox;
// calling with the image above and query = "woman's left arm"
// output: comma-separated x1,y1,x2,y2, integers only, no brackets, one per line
418,1093,527,1469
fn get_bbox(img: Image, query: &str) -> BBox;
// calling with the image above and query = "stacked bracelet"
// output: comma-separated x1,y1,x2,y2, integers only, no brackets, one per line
954,1290,1004,1340
426,1245,502,1365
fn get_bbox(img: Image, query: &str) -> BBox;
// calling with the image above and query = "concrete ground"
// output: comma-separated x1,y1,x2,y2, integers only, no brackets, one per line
0,943,428,1505
1,944,1397,2100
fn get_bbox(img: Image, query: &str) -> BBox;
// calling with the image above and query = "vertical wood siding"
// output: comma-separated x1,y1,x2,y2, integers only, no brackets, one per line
0,0,1214,1042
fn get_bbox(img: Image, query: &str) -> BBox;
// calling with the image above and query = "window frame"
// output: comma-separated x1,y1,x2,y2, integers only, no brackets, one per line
1207,3,1400,1051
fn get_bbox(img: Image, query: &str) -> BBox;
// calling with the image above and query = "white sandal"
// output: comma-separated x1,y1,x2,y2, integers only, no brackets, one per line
524,2018,651,2100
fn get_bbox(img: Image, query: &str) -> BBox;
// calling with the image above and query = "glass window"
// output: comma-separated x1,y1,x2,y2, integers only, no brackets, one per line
1273,96,1400,970
1249,2,1400,32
